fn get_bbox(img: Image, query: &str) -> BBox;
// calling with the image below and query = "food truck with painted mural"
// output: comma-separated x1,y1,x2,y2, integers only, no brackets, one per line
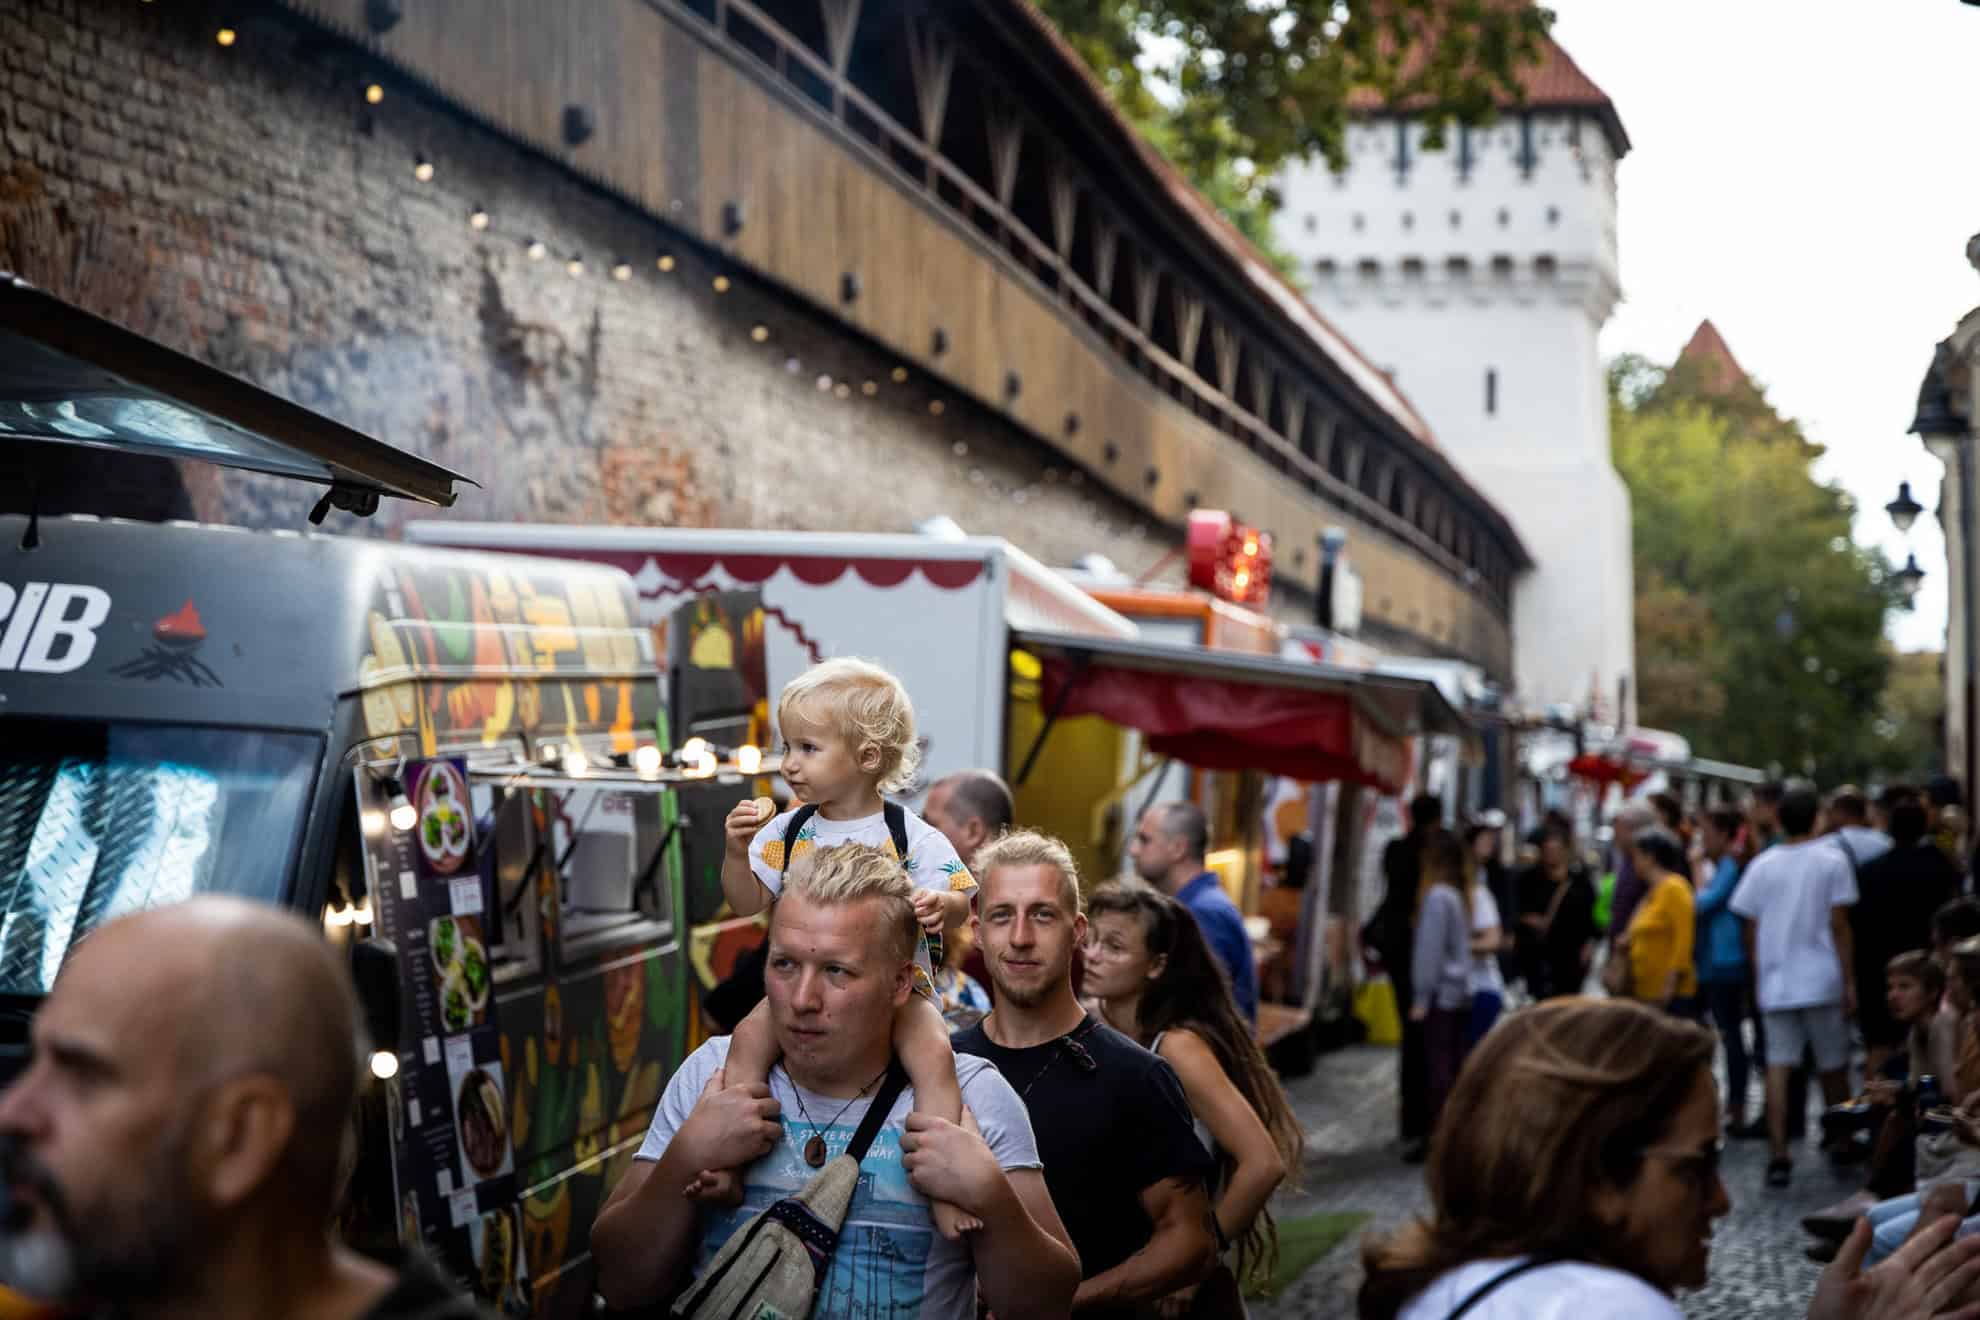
0,278,739,1317
405,519,1472,1074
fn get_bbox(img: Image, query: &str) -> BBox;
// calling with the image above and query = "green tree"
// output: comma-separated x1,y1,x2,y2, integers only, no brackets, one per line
1875,648,1946,780
1036,1,1556,278
1611,360,1900,782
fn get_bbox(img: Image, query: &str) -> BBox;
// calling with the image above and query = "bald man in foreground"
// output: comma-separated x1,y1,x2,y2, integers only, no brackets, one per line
0,896,483,1320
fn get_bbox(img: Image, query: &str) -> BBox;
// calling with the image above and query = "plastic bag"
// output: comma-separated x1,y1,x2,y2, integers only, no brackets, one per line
1354,976,1402,1046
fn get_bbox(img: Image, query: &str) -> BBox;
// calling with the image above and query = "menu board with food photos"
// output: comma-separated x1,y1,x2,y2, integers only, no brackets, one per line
356,758,528,1314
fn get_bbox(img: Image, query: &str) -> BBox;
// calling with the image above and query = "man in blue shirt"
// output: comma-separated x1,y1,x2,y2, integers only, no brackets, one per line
1129,802,1258,1022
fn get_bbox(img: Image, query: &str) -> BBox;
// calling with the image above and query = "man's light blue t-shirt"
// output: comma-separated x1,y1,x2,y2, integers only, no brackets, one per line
636,1036,1043,1320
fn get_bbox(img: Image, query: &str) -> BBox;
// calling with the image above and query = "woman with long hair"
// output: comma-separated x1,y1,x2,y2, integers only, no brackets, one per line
1360,997,1980,1318
1409,830,1473,1127
1086,883,1305,1315
1463,820,1509,1047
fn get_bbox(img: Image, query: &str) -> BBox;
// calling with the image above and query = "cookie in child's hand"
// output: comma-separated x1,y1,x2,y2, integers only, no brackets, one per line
752,796,776,825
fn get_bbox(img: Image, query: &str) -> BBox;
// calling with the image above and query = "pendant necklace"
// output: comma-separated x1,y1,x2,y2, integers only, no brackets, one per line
792,1066,890,1167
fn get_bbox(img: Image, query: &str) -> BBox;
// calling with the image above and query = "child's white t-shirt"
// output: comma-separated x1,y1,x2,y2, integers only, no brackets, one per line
747,804,978,982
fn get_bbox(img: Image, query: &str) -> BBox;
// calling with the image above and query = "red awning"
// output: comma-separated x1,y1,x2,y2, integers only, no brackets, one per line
1020,632,1467,794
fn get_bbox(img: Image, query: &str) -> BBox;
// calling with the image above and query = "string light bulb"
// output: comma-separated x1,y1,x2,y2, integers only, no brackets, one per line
526,238,546,260
633,744,663,776
861,380,878,397
929,400,946,416
386,784,417,833
657,254,676,272
369,1050,400,1081
365,82,385,105
680,737,711,764
611,260,633,282
834,382,851,399
413,157,435,183
891,366,909,383
216,27,237,46
565,254,585,277
737,745,763,775
563,745,591,777
712,275,731,293
750,325,769,343
468,206,489,231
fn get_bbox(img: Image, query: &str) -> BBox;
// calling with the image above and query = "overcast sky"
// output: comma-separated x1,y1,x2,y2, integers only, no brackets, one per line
1546,0,1980,653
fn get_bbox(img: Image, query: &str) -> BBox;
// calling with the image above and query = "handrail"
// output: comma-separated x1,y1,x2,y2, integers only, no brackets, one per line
655,0,1512,610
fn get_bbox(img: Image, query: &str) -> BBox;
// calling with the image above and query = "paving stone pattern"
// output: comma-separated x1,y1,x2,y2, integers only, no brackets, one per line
1256,1043,1850,1319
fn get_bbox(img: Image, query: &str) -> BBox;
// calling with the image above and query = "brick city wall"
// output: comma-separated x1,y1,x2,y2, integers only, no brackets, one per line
0,0,1184,582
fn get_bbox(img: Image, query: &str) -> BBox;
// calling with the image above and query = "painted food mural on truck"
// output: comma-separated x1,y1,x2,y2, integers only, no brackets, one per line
357,561,655,757
495,911,686,1317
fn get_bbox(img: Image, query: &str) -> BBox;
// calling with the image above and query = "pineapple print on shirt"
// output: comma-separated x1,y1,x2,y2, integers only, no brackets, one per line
746,802,978,987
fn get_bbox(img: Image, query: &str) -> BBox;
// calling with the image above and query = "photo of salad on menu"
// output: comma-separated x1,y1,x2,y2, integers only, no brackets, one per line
414,760,474,877
429,914,492,1033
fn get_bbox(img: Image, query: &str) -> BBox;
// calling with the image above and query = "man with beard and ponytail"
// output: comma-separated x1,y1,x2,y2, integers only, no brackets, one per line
0,896,482,1320
952,830,1216,1317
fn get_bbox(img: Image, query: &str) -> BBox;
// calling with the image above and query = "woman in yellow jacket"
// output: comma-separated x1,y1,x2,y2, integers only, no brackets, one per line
1623,826,1698,1016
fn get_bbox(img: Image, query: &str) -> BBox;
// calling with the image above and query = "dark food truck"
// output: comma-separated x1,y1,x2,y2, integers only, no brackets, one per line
0,276,729,1316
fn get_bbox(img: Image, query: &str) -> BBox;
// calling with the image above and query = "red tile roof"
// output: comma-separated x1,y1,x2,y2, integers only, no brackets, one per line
1349,31,1629,157
1677,319,1751,397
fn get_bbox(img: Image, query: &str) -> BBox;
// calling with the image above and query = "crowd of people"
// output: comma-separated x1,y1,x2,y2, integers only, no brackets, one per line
1355,771,1980,1317
596,657,1290,1318
14,642,1980,1319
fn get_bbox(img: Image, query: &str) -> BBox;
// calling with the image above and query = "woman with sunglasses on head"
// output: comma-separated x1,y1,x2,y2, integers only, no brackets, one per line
1360,997,1980,1320
1086,883,1305,1316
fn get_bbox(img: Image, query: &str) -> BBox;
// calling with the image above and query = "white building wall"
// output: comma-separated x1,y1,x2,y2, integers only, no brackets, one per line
1273,111,1636,721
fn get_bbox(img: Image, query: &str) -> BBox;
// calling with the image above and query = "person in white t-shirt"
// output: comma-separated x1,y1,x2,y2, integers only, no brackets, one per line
1357,998,1980,1320
1729,784,1860,1188
1464,822,1508,1048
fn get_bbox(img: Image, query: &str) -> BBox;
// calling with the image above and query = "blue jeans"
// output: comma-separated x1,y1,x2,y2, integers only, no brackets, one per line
1465,990,1503,1050
1866,1192,1980,1265
1703,977,1760,1117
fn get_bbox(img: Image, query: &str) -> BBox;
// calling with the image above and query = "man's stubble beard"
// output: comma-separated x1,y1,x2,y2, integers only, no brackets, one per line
53,1111,210,1310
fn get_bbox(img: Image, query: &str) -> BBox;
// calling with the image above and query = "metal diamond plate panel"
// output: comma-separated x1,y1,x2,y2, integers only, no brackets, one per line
0,760,215,993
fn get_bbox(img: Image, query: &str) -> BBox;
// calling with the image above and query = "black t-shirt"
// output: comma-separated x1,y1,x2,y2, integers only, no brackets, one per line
953,1015,1212,1314
361,1250,490,1319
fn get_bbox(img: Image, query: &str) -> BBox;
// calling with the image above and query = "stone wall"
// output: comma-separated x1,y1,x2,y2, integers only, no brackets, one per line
0,0,1178,580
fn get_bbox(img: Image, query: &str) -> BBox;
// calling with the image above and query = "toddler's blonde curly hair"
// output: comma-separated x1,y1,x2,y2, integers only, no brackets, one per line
776,657,922,794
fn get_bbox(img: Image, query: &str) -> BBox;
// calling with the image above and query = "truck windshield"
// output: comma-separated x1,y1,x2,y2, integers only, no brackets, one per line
0,719,319,994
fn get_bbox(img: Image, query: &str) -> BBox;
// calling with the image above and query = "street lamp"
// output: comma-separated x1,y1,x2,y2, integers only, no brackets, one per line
1912,335,1971,811
1896,552,1928,604
1888,481,1925,534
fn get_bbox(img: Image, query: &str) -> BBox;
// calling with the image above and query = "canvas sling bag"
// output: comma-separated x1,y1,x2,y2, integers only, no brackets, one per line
672,1060,911,1320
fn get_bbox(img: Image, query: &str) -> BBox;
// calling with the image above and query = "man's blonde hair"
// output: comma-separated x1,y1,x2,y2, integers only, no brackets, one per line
777,658,922,794
973,828,1083,916
782,842,920,963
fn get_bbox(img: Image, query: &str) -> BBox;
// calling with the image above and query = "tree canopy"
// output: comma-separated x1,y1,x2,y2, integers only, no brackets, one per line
1034,1,1556,276
1612,354,1920,783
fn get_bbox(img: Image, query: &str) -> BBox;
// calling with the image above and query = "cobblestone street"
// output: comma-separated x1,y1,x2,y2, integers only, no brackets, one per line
1254,1042,1856,1318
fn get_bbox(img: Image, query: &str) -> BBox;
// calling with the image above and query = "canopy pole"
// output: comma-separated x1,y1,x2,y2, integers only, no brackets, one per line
1134,758,1175,821
1014,654,1089,786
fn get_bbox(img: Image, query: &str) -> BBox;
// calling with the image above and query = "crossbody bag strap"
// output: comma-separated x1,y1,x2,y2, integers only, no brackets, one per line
781,805,820,873
1446,1256,1565,1320
845,1061,911,1163
1538,875,1571,937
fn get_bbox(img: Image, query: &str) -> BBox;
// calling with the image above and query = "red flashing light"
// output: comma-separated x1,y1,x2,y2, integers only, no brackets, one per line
1186,510,1274,607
